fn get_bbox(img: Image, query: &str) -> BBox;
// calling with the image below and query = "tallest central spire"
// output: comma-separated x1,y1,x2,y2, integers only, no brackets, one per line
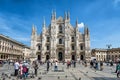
51,10,56,20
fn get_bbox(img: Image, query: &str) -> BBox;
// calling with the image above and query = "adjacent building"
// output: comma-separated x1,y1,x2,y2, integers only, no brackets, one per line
23,46,31,60
0,34,30,61
31,11,91,62
91,49,107,61
91,48,120,62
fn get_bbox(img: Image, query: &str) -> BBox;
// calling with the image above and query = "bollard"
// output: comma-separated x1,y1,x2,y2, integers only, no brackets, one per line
58,76,60,79
9,77,11,79
79,77,81,80
65,75,67,78
38,77,41,80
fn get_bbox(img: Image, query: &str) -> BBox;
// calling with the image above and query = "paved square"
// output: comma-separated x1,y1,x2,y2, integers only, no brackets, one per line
0,63,119,80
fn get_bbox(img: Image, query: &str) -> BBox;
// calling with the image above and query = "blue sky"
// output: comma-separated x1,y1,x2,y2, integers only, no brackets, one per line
0,0,120,49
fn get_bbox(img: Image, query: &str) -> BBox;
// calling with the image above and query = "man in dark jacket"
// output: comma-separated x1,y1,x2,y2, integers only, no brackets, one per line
47,60,50,71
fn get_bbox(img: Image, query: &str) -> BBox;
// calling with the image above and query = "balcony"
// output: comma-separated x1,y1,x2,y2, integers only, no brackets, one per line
37,50,41,52
46,42,50,45
57,32,64,37
57,44,64,48
71,50,75,53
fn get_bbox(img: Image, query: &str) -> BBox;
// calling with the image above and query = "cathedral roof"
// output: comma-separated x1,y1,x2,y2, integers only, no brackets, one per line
57,16,64,23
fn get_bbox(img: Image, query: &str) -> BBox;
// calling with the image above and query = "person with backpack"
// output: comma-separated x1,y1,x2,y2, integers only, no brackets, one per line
22,64,28,78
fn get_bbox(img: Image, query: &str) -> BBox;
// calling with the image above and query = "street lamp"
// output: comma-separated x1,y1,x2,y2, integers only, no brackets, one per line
106,44,112,62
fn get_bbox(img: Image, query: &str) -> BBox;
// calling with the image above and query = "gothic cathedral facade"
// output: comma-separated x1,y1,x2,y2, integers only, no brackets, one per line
31,11,90,62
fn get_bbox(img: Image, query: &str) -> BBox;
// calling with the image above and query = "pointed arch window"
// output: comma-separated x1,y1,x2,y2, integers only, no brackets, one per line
47,37,50,42
59,38,62,44
71,37,74,42
59,25,63,33
72,45,74,50
47,45,49,50
80,44,83,50
38,45,41,50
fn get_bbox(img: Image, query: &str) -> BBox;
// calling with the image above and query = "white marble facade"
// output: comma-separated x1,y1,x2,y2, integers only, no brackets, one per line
31,11,90,62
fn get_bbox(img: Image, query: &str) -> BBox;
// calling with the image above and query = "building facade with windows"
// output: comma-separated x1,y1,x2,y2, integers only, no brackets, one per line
31,11,90,62
91,49,107,61
91,48,120,62
0,34,28,61
23,46,31,60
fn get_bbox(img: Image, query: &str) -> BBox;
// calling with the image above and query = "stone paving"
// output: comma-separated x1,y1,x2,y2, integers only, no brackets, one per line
0,63,120,80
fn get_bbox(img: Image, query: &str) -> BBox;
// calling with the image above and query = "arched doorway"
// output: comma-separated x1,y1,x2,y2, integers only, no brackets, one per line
38,55,41,60
72,55,75,60
46,55,50,61
81,55,84,60
58,52,63,61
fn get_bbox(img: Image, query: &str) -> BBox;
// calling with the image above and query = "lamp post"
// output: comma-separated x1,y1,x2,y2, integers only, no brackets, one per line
106,44,112,62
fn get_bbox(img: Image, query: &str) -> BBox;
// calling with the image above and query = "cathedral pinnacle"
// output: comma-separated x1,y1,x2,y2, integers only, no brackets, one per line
84,25,89,35
64,11,67,20
51,10,56,20
32,24,35,35
67,11,70,20
76,19,78,28
43,17,46,28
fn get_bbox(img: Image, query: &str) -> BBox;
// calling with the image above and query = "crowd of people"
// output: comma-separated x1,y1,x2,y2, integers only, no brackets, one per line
90,59,103,71
14,60,38,79
1,59,120,79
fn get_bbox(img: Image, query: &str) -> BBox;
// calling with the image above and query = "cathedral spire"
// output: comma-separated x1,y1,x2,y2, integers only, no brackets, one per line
76,19,78,28
67,11,70,20
43,17,46,28
64,11,67,20
32,24,35,35
51,10,56,20
51,10,54,20
84,25,89,35
54,10,56,19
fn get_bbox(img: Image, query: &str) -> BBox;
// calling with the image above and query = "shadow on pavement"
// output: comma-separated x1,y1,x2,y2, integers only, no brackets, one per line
92,77,119,80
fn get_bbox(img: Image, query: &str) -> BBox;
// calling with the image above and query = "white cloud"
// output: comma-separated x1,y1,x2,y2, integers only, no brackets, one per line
14,37,30,42
113,0,120,7
78,22,84,29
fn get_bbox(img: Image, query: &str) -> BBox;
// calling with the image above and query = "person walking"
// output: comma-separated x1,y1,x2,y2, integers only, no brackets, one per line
33,61,38,76
22,64,28,79
67,60,70,69
14,60,19,76
19,61,23,79
73,60,76,68
117,61,120,78
100,61,103,71
47,60,50,71
54,61,58,71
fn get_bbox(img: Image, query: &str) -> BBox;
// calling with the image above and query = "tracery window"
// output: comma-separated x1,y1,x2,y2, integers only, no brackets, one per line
59,38,62,44
59,25,63,33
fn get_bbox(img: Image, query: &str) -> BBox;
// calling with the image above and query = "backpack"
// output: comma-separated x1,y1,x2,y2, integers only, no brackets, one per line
23,66,27,73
